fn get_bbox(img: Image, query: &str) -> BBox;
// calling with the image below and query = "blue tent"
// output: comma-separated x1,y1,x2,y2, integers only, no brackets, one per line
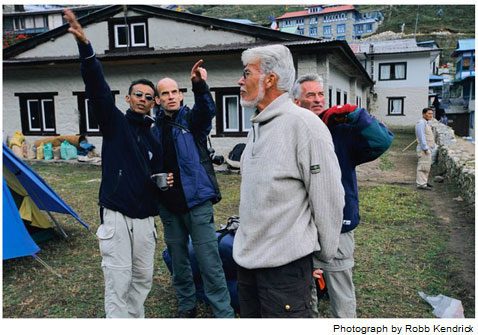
3,143,89,260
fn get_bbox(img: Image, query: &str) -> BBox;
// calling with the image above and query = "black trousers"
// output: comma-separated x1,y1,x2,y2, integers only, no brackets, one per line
237,254,313,318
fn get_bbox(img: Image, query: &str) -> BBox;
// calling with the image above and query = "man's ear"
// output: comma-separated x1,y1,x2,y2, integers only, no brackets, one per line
294,99,301,106
125,95,131,104
155,96,161,105
265,73,277,89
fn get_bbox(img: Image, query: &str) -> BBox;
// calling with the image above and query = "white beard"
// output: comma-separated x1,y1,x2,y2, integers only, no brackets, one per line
240,81,265,109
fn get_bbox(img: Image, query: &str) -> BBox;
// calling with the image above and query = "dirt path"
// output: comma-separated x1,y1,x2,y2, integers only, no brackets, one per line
356,139,475,311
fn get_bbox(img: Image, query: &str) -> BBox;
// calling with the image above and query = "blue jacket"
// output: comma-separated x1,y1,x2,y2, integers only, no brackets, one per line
151,80,219,209
327,108,394,233
79,43,162,218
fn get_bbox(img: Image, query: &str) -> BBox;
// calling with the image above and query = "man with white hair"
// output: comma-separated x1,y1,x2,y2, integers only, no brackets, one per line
232,44,345,318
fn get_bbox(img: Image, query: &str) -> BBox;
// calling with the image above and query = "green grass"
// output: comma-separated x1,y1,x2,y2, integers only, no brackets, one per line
3,134,474,317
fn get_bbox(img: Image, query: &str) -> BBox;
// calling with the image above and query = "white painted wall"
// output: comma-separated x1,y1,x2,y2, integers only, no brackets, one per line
16,12,258,59
15,21,110,58
369,53,430,126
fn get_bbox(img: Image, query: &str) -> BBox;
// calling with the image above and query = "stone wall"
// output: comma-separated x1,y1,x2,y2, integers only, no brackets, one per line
433,120,475,204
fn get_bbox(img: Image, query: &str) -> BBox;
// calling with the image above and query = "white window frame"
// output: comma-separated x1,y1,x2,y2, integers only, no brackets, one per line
27,99,42,132
114,24,129,48
130,22,147,47
84,98,100,132
41,99,55,132
223,95,240,132
13,17,25,30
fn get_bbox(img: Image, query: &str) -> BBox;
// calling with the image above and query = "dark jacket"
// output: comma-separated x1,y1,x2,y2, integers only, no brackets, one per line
327,108,394,233
151,80,219,209
79,43,161,218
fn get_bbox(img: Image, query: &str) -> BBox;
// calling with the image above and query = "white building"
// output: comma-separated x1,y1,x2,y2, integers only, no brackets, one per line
350,38,440,127
4,5,373,156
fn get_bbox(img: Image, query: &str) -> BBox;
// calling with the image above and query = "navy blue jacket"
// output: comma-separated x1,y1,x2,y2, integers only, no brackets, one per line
327,108,394,233
79,43,161,218
151,80,219,209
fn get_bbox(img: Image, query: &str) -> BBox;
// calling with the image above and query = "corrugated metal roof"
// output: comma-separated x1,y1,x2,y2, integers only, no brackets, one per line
276,10,308,20
320,5,355,14
456,39,475,52
279,26,299,34
350,38,436,55
276,5,355,20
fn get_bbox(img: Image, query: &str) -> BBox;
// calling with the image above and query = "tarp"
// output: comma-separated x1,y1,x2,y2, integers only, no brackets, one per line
3,179,41,260
3,143,89,260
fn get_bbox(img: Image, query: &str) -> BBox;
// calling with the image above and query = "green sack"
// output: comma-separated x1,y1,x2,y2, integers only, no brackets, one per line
43,142,53,160
60,140,77,160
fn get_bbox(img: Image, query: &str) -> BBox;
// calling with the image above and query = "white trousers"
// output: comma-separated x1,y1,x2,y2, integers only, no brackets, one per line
96,208,157,318
416,150,432,187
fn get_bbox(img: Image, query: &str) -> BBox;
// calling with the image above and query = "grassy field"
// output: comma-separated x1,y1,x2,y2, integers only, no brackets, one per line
2,131,474,318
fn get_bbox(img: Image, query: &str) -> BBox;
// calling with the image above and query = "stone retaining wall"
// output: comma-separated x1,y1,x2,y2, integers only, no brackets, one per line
433,120,475,204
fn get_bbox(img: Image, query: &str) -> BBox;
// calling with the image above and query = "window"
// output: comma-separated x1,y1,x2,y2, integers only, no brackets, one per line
328,87,333,108
388,97,405,115
309,26,318,36
337,24,345,34
355,24,363,34
297,18,304,25
13,17,25,30
15,92,58,135
109,18,148,50
336,90,341,105
323,25,331,36
355,96,362,108
366,23,373,32
462,57,471,71
212,87,252,136
73,91,119,135
309,17,318,24
379,62,407,80
343,92,348,104
297,27,304,35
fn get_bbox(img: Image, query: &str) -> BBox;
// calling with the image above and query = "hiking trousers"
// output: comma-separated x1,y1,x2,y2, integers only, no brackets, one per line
96,208,157,318
159,201,234,318
312,230,356,318
237,254,313,318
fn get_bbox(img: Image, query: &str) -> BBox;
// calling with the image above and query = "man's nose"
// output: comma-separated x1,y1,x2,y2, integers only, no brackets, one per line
238,77,245,86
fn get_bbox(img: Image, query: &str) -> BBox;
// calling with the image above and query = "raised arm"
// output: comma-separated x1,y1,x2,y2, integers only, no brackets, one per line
64,9,116,135
189,59,216,138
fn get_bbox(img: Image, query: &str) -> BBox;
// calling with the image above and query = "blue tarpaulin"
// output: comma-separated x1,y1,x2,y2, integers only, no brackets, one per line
3,179,41,260
3,143,89,260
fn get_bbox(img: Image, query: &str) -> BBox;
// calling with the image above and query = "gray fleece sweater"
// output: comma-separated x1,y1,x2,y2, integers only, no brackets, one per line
233,93,345,269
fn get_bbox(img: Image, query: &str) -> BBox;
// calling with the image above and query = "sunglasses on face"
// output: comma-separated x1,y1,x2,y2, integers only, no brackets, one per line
132,91,154,101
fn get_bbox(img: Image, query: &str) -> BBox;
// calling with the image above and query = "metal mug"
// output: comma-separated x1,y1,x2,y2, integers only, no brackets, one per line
151,173,168,191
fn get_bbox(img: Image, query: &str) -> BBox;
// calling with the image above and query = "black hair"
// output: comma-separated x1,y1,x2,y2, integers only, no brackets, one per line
128,79,157,96
422,107,433,114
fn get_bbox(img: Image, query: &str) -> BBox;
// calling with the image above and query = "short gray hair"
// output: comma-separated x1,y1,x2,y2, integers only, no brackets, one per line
291,74,323,99
241,44,295,92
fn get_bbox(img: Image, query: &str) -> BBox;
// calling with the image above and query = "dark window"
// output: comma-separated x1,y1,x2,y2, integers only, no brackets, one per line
336,90,341,105
108,17,149,50
343,91,348,104
379,62,407,80
212,87,251,137
74,91,119,136
15,92,58,135
388,97,405,115
328,87,333,108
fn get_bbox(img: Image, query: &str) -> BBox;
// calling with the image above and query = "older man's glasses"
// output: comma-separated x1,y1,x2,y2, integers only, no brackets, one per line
132,91,154,101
